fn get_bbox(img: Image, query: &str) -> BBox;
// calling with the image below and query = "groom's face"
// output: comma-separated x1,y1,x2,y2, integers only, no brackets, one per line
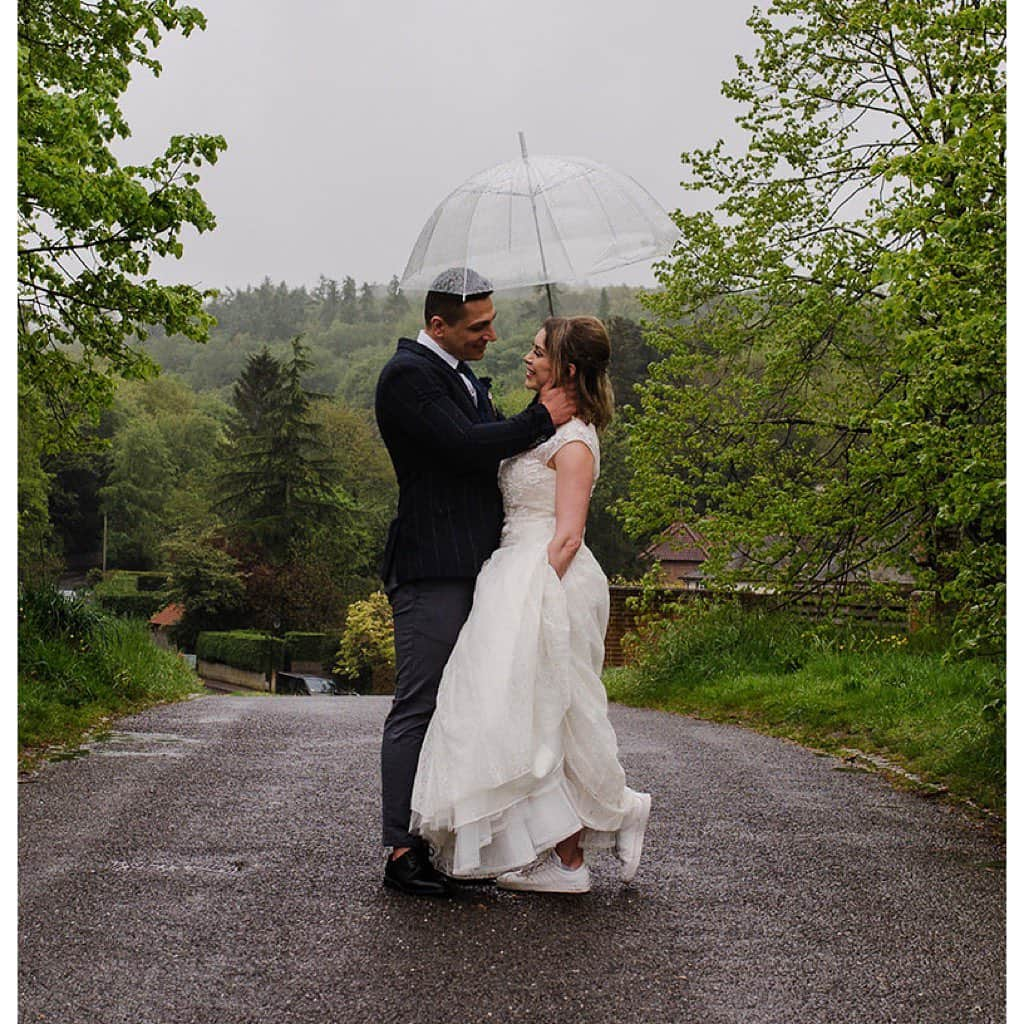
431,297,497,362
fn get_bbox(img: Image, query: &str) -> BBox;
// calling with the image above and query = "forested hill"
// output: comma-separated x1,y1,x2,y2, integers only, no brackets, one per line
51,276,661,587
143,275,651,411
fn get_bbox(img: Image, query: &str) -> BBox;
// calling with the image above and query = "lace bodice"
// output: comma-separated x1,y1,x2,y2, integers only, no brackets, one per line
499,418,600,526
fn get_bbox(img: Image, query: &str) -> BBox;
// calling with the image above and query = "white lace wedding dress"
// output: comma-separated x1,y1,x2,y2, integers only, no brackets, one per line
409,417,643,878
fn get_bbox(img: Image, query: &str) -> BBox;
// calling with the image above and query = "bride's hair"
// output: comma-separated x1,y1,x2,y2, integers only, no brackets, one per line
541,316,614,431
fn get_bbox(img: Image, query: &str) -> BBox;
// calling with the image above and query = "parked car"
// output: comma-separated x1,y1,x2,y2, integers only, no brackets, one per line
274,672,354,696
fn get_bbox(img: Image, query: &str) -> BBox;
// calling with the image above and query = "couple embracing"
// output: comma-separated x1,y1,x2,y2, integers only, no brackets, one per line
375,267,651,897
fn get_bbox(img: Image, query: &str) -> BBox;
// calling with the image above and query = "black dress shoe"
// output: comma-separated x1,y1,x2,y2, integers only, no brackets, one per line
383,848,450,897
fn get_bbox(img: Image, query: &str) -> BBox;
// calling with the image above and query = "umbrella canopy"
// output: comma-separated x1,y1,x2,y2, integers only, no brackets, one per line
400,135,678,302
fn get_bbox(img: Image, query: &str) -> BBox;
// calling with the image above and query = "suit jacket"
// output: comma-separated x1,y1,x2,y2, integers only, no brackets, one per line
375,337,556,583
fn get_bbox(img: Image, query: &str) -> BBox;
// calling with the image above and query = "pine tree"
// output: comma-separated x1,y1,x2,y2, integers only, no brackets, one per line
384,275,410,321
218,339,339,558
339,276,358,323
314,275,341,326
358,282,377,323
229,348,281,440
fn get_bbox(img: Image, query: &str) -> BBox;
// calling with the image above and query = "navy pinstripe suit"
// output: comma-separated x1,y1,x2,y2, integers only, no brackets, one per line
375,337,556,848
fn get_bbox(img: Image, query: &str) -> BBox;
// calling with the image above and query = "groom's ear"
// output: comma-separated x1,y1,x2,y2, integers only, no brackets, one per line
567,363,577,378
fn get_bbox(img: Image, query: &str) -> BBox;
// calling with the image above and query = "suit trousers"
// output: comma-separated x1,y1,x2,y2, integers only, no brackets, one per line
380,577,475,848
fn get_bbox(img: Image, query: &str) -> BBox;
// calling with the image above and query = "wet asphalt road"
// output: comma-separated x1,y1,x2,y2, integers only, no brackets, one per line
19,694,1005,1024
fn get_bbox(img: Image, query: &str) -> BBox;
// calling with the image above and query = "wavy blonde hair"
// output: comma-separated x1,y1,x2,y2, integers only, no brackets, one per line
541,316,614,431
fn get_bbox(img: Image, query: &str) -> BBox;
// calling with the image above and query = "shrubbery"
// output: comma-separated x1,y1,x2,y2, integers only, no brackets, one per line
334,592,394,679
284,631,341,669
607,602,1005,813
91,570,170,619
195,631,286,675
18,586,201,755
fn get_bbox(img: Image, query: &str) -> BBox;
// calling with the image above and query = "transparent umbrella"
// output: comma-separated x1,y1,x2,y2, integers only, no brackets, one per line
400,133,679,315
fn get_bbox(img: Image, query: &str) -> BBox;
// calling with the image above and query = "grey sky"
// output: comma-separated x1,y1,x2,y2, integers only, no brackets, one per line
118,0,758,294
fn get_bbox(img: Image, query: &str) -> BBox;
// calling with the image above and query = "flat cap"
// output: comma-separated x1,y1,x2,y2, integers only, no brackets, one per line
428,267,494,298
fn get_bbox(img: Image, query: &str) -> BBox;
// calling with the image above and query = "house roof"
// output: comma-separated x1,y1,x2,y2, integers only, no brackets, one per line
149,603,185,627
644,522,709,563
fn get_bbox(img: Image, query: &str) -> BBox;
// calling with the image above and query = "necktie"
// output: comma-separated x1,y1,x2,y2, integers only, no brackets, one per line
456,361,493,422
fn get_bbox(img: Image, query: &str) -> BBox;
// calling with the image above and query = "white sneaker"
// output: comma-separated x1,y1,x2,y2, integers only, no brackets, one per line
496,852,591,894
616,791,652,883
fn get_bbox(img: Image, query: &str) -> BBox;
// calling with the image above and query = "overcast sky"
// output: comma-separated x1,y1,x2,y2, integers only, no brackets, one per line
117,0,759,294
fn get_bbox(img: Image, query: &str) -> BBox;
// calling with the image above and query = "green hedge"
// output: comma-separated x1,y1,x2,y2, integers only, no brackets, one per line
92,570,145,597
196,631,286,674
136,572,170,592
91,571,169,618
93,591,168,619
284,631,342,668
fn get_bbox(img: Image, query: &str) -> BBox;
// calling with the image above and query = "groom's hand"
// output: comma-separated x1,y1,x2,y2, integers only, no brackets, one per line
539,382,577,426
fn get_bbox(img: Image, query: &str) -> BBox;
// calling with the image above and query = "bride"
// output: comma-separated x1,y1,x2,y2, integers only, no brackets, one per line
409,315,651,894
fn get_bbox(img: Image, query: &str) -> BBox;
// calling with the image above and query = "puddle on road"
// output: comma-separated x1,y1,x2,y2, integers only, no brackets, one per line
49,749,90,763
86,730,202,759
108,853,255,876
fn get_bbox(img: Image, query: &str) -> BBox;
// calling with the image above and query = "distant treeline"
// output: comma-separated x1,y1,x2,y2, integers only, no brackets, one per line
42,279,662,613
143,277,650,410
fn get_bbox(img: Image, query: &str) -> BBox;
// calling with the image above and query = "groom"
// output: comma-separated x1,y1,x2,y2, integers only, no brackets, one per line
374,267,576,897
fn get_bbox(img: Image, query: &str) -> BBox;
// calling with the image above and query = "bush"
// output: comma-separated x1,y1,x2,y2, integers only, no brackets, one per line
606,601,1005,814
334,592,394,679
162,536,247,650
91,570,143,596
18,613,201,754
284,631,342,668
136,572,170,592
196,630,286,675
623,599,813,695
19,585,105,641
93,592,169,619
91,570,169,619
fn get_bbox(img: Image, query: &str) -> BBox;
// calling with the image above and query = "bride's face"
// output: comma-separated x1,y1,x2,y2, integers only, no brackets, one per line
524,329,553,391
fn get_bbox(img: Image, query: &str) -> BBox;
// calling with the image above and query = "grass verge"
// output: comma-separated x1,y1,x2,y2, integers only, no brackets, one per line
18,587,203,769
604,603,1005,819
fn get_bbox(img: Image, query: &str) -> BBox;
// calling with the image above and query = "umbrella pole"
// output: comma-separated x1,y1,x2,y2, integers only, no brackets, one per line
519,132,556,320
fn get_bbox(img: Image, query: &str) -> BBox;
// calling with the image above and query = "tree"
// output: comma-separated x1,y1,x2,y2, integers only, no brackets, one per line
99,419,176,568
359,282,377,323
18,387,61,581
339,276,358,323
229,348,282,440
162,534,247,649
605,316,661,409
52,375,227,569
383,275,410,321
218,339,341,558
314,275,341,326
621,0,1005,656
18,0,226,453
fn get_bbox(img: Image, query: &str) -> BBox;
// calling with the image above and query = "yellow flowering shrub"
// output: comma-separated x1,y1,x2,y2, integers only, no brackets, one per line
334,591,395,678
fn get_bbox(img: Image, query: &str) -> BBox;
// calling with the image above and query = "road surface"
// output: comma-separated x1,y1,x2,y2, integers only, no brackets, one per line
18,695,1005,1023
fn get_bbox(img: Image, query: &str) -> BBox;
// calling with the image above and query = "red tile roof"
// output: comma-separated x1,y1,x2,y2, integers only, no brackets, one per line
149,603,185,627
644,522,710,562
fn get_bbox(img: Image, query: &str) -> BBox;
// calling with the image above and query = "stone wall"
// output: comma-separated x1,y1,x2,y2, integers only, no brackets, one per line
198,659,272,693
